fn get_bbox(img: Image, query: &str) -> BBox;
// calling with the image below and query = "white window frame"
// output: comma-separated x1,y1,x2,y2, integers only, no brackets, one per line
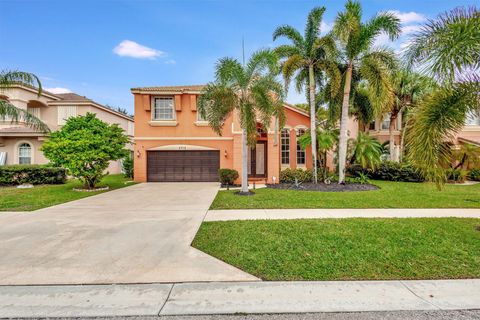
152,97,175,121
281,128,290,166
18,142,32,165
57,106,77,125
296,128,306,166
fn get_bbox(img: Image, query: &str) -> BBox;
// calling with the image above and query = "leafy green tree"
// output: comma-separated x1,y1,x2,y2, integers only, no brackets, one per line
349,132,383,169
333,0,400,183
42,113,130,189
405,7,480,184
273,6,340,183
197,50,285,193
0,70,49,132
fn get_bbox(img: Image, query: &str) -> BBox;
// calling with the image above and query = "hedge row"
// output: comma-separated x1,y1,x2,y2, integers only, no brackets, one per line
347,161,425,182
0,165,67,186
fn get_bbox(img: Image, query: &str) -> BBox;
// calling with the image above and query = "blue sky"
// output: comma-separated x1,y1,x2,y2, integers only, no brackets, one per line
1,0,476,113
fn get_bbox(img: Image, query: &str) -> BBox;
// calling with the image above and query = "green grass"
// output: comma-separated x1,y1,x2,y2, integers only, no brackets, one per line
0,174,134,211
211,180,480,209
193,218,480,280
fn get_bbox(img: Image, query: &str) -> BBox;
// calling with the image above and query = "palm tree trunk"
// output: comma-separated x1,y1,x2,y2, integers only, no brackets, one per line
338,62,352,184
241,128,249,193
308,64,318,184
389,114,396,162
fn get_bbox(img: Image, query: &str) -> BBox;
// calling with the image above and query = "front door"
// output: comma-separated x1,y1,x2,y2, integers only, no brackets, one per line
248,141,267,178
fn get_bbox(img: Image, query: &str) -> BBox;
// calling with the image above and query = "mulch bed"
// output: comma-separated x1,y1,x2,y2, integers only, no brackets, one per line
267,182,379,192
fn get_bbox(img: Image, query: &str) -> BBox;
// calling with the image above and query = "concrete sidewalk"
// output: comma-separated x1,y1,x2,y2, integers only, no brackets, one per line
1,279,479,317
205,208,480,221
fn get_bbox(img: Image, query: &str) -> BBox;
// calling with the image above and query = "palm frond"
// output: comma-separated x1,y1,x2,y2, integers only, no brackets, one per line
272,25,305,49
361,13,401,49
0,100,50,132
406,79,480,186
246,49,279,80
0,70,42,97
215,57,245,86
333,0,362,43
404,6,480,82
197,83,237,135
280,54,305,93
274,45,301,59
305,7,326,55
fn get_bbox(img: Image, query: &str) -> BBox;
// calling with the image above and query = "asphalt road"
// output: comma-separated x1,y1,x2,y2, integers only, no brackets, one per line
46,310,480,320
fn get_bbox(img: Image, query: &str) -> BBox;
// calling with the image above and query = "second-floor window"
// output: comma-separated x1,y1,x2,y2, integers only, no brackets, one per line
466,112,480,126
197,110,207,122
381,114,390,130
153,97,175,120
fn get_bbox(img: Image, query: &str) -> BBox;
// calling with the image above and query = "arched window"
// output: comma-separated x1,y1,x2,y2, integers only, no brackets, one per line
296,129,306,165
281,129,290,165
18,143,32,164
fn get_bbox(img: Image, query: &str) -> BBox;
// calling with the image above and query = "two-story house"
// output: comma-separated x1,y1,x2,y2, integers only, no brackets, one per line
131,85,322,184
0,84,134,173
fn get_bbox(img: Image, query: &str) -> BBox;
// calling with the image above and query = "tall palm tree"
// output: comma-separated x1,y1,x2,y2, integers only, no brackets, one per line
273,6,340,184
386,70,434,161
405,7,480,184
197,50,285,193
333,0,400,183
0,70,49,132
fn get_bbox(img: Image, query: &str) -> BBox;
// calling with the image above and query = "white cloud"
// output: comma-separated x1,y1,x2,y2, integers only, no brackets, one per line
373,33,391,47
402,25,422,35
321,21,333,34
45,87,72,94
388,10,427,24
113,40,165,59
164,59,176,65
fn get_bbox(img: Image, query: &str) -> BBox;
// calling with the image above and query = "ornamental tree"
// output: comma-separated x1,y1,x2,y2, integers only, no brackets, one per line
42,113,130,189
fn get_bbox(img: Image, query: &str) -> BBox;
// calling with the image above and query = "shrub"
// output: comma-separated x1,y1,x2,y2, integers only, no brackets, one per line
446,168,467,183
0,165,66,186
468,168,480,181
347,161,425,182
42,113,130,189
218,168,239,186
280,168,313,183
122,153,134,179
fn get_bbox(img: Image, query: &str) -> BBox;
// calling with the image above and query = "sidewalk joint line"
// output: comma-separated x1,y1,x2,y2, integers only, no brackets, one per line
399,281,442,310
158,283,174,315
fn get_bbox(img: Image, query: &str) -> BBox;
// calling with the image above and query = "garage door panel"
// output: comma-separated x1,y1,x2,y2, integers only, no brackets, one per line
147,150,220,182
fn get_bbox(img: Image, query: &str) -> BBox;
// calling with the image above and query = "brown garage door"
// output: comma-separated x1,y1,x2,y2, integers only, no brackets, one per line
147,150,220,182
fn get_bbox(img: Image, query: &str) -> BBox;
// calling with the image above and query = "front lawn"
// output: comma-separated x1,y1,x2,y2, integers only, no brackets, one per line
193,218,480,280
0,174,134,211
211,180,480,209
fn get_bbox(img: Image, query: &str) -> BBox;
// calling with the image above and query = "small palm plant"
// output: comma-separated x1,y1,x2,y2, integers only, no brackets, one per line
197,50,285,193
0,70,50,132
349,132,383,170
333,0,401,183
273,6,340,184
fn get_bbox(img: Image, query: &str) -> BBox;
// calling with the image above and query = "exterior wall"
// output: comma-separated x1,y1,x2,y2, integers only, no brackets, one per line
133,92,313,184
0,86,134,174
0,137,47,165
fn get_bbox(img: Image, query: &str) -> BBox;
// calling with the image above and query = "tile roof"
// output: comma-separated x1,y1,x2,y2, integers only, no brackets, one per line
131,85,206,92
55,93,92,101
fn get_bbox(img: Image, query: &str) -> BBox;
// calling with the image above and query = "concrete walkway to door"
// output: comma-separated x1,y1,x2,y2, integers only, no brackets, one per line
0,183,257,285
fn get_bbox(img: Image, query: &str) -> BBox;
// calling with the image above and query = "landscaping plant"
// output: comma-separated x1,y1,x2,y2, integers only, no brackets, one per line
197,49,285,194
218,168,239,187
122,153,134,179
348,132,383,170
333,0,400,184
468,169,480,181
42,113,131,190
280,168,313,183
273,6,340,184
0,165,66,186
405,7,480,185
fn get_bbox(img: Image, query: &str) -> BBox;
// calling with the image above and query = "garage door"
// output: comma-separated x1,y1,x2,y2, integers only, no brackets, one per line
147,150,220,182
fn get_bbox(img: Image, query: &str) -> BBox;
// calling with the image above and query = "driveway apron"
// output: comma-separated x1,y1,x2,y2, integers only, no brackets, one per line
0,183,257,285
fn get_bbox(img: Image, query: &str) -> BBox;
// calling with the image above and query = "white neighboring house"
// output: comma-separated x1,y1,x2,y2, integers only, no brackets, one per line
0,84,134,173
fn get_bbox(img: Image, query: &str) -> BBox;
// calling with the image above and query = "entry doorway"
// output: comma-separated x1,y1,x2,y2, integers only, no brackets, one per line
247,141,267,178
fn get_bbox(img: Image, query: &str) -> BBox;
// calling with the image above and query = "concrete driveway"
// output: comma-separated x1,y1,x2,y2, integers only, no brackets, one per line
0,183,257,285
